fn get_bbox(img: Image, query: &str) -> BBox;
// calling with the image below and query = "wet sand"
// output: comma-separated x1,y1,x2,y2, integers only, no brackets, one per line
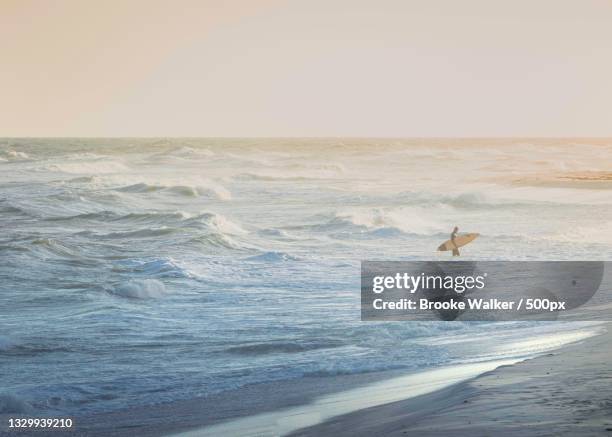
292,323,612,436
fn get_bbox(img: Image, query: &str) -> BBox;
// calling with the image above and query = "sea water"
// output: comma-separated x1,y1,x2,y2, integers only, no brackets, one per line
1,138,610,417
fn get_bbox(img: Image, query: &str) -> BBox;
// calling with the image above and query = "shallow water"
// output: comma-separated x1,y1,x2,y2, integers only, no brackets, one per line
1,138,611,416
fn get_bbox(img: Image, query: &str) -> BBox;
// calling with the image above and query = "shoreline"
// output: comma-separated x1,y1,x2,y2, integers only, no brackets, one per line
172,359,520,437
166,325,605,437
292,323,612,436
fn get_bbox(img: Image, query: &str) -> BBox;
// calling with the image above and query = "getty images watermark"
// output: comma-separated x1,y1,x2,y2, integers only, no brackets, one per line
361,261,610,321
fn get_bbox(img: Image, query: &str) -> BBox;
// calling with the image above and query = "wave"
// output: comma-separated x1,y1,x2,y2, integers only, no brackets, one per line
304,208,447,237
185,212,247,235
245,251,300,262
160,212,250,248
110,279,168,299
48,210,250,249
188,233,247,250
46,210,189,224
0,149,30,161
156,146,215,160
30,238,88,260
50,210,245,231
94,227,178,239
225,339,345,356
113,258,197,279
117,181,231,200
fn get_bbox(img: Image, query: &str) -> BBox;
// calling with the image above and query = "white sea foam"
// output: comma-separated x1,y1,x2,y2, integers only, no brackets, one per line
197,213,247,235
111,279,168,299
332,207,446,236
2,149,30,160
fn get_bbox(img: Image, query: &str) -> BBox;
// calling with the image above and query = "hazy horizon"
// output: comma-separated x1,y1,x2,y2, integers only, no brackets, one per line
3,136,612,140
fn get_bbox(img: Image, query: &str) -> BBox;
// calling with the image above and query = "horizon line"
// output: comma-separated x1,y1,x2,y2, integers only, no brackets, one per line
3,136,612,140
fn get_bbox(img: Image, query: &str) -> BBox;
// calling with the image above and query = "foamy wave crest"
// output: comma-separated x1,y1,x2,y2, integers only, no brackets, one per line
189,213,247,235
0,394,33,414
0,149,30,160
111,279,168,299
324,207,445,236
117,181,231,200
189,233,246,250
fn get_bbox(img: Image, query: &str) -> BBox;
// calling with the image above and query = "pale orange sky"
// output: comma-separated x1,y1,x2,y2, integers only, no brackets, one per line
1,0,612,137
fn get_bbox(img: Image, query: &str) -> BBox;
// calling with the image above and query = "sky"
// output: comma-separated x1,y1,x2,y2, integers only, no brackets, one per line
1,0,612,137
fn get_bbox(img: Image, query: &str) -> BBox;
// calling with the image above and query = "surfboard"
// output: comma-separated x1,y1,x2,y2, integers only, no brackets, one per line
437,233,479,251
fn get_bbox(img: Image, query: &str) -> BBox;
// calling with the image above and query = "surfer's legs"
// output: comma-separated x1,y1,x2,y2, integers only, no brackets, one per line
452,248,460,256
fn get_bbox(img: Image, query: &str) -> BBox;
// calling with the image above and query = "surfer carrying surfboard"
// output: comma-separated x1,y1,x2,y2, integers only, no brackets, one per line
450,226,460,256
437,229,479,254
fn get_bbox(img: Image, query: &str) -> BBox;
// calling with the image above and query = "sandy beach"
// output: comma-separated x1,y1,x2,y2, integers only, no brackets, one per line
293,323,612,436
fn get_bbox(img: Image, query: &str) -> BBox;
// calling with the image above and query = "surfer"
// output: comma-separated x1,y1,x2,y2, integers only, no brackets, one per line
451,226,460,256
437,228,478,254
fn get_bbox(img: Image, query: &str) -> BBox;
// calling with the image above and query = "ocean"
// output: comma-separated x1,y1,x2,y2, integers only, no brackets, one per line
1,138,611,423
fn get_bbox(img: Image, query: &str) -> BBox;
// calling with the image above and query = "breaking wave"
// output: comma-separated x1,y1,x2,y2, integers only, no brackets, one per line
0,149,30,160
110,279,168,299
303,208,447,237
117,181,231,200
